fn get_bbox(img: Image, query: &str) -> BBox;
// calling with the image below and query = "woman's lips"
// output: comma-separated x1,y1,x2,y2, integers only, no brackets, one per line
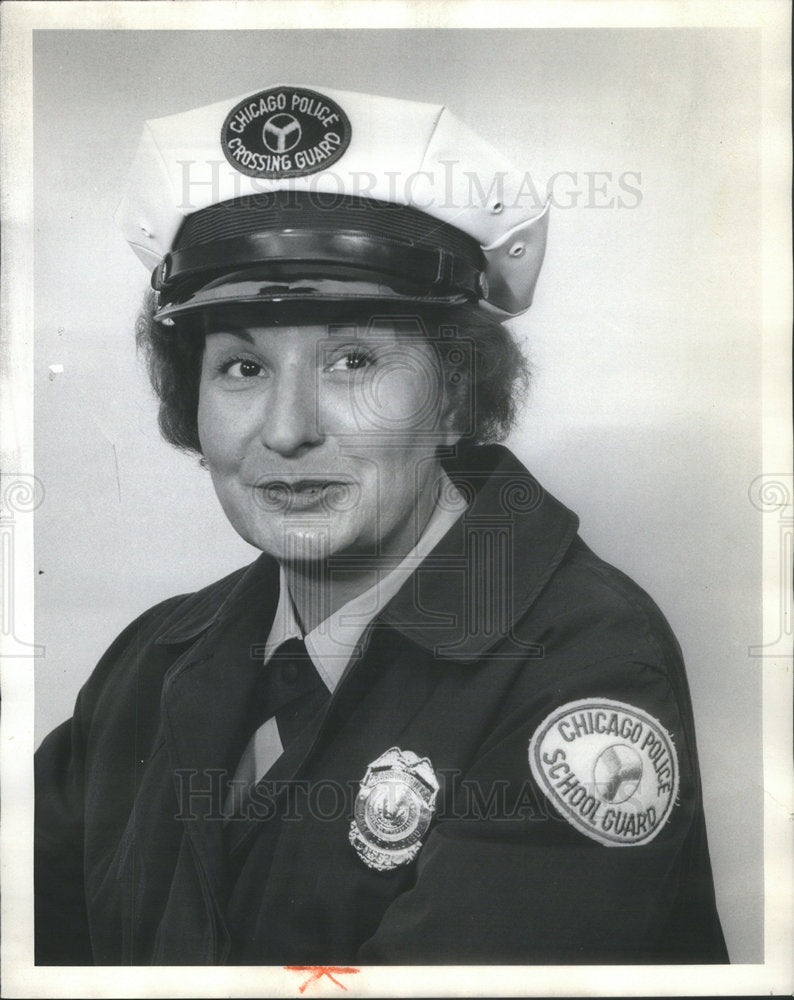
253,479,356,513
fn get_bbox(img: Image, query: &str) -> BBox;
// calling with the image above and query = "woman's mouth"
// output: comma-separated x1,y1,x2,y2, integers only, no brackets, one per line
254,479,357,513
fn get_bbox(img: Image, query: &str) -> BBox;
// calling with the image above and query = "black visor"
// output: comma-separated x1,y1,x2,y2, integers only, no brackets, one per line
152,191,486,322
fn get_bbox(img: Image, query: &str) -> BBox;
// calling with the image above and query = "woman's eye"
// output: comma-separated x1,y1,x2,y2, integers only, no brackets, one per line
223,358,264,378
327,350,373,372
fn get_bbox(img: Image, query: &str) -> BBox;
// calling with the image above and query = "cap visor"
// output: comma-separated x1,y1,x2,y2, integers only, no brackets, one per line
154,272,472,323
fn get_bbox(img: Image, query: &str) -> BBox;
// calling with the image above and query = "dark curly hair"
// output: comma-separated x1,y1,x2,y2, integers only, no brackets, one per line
135,291,530,454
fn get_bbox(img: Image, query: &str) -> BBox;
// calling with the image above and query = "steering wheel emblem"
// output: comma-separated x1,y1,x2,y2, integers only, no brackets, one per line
262,113,303,154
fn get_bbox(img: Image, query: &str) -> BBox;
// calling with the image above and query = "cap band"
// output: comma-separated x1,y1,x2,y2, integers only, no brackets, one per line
152,192,486,320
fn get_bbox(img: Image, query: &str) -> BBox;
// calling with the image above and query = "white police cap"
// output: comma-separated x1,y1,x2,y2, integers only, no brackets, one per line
115,84,549,321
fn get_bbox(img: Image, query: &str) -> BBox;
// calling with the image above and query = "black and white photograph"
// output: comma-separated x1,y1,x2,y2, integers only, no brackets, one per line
1,1,791,996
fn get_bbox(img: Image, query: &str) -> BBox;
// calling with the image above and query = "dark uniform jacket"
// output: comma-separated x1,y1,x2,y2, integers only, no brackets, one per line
35,445,728,965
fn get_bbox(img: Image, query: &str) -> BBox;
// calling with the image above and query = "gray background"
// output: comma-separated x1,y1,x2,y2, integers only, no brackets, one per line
33,28,762,962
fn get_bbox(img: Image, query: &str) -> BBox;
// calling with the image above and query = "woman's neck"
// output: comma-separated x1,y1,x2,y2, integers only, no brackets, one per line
283,476,441,634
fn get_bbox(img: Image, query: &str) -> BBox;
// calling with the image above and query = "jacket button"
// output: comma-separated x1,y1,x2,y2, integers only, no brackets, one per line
281,661,300,683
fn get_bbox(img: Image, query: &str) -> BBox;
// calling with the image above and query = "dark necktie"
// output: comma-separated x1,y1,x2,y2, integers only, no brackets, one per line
225,638,329,819
223,637,329,862
265,637,329,747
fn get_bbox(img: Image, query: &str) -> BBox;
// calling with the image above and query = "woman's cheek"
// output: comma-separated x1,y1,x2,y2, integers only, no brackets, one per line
198,388,251,468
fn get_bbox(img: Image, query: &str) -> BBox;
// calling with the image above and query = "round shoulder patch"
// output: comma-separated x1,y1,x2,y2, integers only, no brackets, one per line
221,86,352,179
528,698,679,847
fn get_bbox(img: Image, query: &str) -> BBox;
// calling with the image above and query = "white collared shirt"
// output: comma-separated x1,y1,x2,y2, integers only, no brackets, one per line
232,474,466,789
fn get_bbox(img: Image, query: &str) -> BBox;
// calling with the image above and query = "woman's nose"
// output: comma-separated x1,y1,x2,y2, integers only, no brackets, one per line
258,367,325,457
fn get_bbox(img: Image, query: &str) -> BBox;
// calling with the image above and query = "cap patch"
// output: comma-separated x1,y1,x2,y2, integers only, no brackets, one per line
221,86,351,179
528,698,679,847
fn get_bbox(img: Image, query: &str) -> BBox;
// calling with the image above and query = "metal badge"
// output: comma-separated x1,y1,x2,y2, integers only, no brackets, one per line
349,747,439,871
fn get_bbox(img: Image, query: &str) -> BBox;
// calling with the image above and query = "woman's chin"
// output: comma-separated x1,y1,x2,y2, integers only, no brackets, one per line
240,519,361,564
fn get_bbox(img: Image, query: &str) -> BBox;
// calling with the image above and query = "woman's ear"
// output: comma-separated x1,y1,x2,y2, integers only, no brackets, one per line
438,396,465,447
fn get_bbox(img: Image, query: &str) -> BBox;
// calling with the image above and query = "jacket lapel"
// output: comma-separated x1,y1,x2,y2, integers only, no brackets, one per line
223,622,450,860
159,555,280,903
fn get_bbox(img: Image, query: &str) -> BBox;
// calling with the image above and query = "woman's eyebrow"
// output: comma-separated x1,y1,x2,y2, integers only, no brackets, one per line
324,325,361,339
206,327,256,344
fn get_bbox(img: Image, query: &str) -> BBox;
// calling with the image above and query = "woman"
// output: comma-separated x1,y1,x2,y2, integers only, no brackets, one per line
35,83,727,965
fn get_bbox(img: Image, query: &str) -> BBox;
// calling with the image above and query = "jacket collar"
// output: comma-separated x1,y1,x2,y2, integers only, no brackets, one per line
154,552,280,645
153,445,579,660
378,444,579,660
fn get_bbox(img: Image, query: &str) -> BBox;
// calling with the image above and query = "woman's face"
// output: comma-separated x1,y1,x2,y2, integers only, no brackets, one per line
197,319,460,563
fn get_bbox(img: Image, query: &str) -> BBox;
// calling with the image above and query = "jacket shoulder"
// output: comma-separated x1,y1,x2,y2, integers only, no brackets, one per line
62,558,266,730
527,535,684,674
109,559,258,651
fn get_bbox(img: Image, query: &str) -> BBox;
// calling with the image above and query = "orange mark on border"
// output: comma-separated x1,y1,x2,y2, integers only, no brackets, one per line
285,966,360,993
